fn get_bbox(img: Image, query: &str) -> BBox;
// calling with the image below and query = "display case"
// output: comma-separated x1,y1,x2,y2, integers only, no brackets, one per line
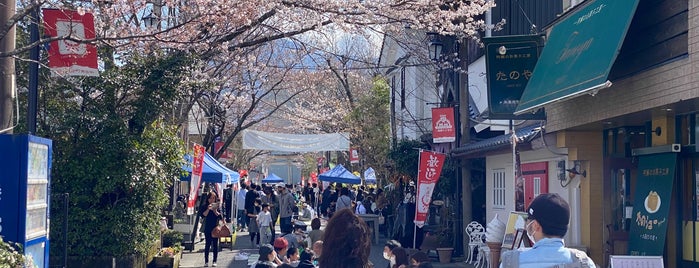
0,134,52,268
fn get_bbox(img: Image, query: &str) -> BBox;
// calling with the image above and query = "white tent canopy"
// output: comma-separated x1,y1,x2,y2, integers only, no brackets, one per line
242,130,350,152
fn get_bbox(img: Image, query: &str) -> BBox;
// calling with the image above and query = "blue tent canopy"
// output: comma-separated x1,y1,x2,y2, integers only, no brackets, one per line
262,173,285,183
364,167,377,184
181,152,239,184
319,164,361,184
204,153,240,184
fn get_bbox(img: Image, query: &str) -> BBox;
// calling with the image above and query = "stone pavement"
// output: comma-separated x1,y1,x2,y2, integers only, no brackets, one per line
179,219,478,268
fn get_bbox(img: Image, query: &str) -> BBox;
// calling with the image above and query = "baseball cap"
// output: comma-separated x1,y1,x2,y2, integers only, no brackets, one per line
276,182,285,188
527,193,570,237
274,237,289,249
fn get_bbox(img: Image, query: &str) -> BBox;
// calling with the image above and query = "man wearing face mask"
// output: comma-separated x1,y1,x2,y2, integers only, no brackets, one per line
500,193,596,268
382,240,402,268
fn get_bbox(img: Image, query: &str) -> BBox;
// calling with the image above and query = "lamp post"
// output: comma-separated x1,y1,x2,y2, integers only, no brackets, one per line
428,33,466,256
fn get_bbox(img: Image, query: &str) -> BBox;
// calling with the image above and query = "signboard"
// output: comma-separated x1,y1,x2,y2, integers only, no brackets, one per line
502,211,528,249
414,150,446,228
186,144,205,215
42,9,99,76
350,147,360,164
431,107,456,143
610,255,664,268
628,153,677,256
483,35,545,120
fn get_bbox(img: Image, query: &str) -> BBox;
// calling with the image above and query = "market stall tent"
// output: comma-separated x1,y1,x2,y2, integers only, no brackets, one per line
181,152,239,184
262,173,285,183
319,164,361,184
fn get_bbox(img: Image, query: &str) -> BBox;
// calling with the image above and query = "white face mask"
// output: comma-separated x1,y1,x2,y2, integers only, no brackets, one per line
526,220,536,244
383,252,391,260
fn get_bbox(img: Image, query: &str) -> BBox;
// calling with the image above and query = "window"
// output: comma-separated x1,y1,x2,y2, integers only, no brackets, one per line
533,177,541,197
493,169,506,208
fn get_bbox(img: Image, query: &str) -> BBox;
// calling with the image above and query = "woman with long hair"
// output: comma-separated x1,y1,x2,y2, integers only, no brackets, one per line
318,208,373,268
198,191,223,267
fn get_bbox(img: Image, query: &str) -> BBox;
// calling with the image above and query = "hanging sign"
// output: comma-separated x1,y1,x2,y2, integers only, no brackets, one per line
483,35,544,120
42,9,99,76
414,150,446,228
628,153,677,256
432,107,456,143
350,147,360,164
186,144,206,215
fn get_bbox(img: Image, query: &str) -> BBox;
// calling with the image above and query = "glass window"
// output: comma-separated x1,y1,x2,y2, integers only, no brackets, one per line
493,169,506,208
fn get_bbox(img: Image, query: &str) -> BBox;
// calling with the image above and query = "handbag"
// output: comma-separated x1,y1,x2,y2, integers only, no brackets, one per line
378,213,385,225
212,220,232,238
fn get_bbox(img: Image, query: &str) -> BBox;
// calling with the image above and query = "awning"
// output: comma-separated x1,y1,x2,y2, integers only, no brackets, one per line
514,0,640,115
451,124,542,158
262,173,285,183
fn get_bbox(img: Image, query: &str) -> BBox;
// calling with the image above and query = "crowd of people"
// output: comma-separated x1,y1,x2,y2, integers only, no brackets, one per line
193,177,433,268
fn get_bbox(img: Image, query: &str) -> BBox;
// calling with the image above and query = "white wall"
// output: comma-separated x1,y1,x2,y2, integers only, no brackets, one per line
484,147,586,246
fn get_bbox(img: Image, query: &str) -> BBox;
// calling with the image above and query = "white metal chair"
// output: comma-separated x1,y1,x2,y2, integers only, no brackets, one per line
465,221,486,264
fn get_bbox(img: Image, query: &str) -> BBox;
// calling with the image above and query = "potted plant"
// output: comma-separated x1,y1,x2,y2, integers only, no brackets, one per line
151,245,182,268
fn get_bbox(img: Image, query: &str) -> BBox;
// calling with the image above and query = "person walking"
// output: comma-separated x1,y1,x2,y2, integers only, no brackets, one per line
198,191,223,267
278,183,295,232
246,183,261,234
335,187,352,212
248,198,262,248
500,193,596,268
261,186,280,243
237,181,248,231
258,203,273,248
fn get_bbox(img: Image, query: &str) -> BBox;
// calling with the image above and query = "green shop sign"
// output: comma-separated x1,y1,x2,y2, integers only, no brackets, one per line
628,153,677,256
483,35,544,120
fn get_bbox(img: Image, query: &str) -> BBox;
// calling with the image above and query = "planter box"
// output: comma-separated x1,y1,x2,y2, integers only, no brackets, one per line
436,247,453,264
150,252,181,268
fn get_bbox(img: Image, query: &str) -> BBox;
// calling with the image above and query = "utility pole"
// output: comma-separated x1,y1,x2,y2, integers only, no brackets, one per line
0,0,16,133
458,38,472,258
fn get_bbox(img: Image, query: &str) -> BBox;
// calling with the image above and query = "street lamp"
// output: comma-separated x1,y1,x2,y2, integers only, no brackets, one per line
427,32,465,255
428,33,444,62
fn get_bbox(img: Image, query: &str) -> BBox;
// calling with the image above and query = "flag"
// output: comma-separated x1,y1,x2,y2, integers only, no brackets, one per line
42,9,98,76
432,107,456,143
414,150,446,227
186,144,205,215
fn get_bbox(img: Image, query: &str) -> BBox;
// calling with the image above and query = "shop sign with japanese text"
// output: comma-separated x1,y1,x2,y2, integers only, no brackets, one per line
483,35,545,120
628,153,677,256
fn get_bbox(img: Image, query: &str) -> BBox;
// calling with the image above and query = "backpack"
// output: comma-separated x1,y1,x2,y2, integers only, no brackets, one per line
501,248,591,268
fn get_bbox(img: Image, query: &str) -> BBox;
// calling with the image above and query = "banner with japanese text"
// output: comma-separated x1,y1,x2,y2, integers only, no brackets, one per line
350,147,360,164
628,153,677,256
186,144,206,215
42,9,99,76
414,150,446,227
432,107,456,143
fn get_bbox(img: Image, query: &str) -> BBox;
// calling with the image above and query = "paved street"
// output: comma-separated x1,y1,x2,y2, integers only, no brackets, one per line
179,220,477,268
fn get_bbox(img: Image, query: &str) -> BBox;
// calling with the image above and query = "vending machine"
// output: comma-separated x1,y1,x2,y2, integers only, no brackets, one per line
0,134,52,268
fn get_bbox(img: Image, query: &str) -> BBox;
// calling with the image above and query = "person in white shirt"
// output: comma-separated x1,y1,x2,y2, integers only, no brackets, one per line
258,203,273,246
355,201,367,214
237,180,248,231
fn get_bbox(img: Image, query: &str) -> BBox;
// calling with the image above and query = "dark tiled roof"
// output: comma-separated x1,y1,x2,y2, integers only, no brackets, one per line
453,124,542,157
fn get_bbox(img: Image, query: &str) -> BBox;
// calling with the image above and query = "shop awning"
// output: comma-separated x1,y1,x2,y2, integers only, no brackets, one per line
451,124,542,158
514,0,640,115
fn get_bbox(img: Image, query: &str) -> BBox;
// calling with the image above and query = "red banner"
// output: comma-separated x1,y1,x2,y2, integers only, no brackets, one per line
432,107,456,143
350,147,360,164
186,144,206,215
42,9,98,76
414,150,446,227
